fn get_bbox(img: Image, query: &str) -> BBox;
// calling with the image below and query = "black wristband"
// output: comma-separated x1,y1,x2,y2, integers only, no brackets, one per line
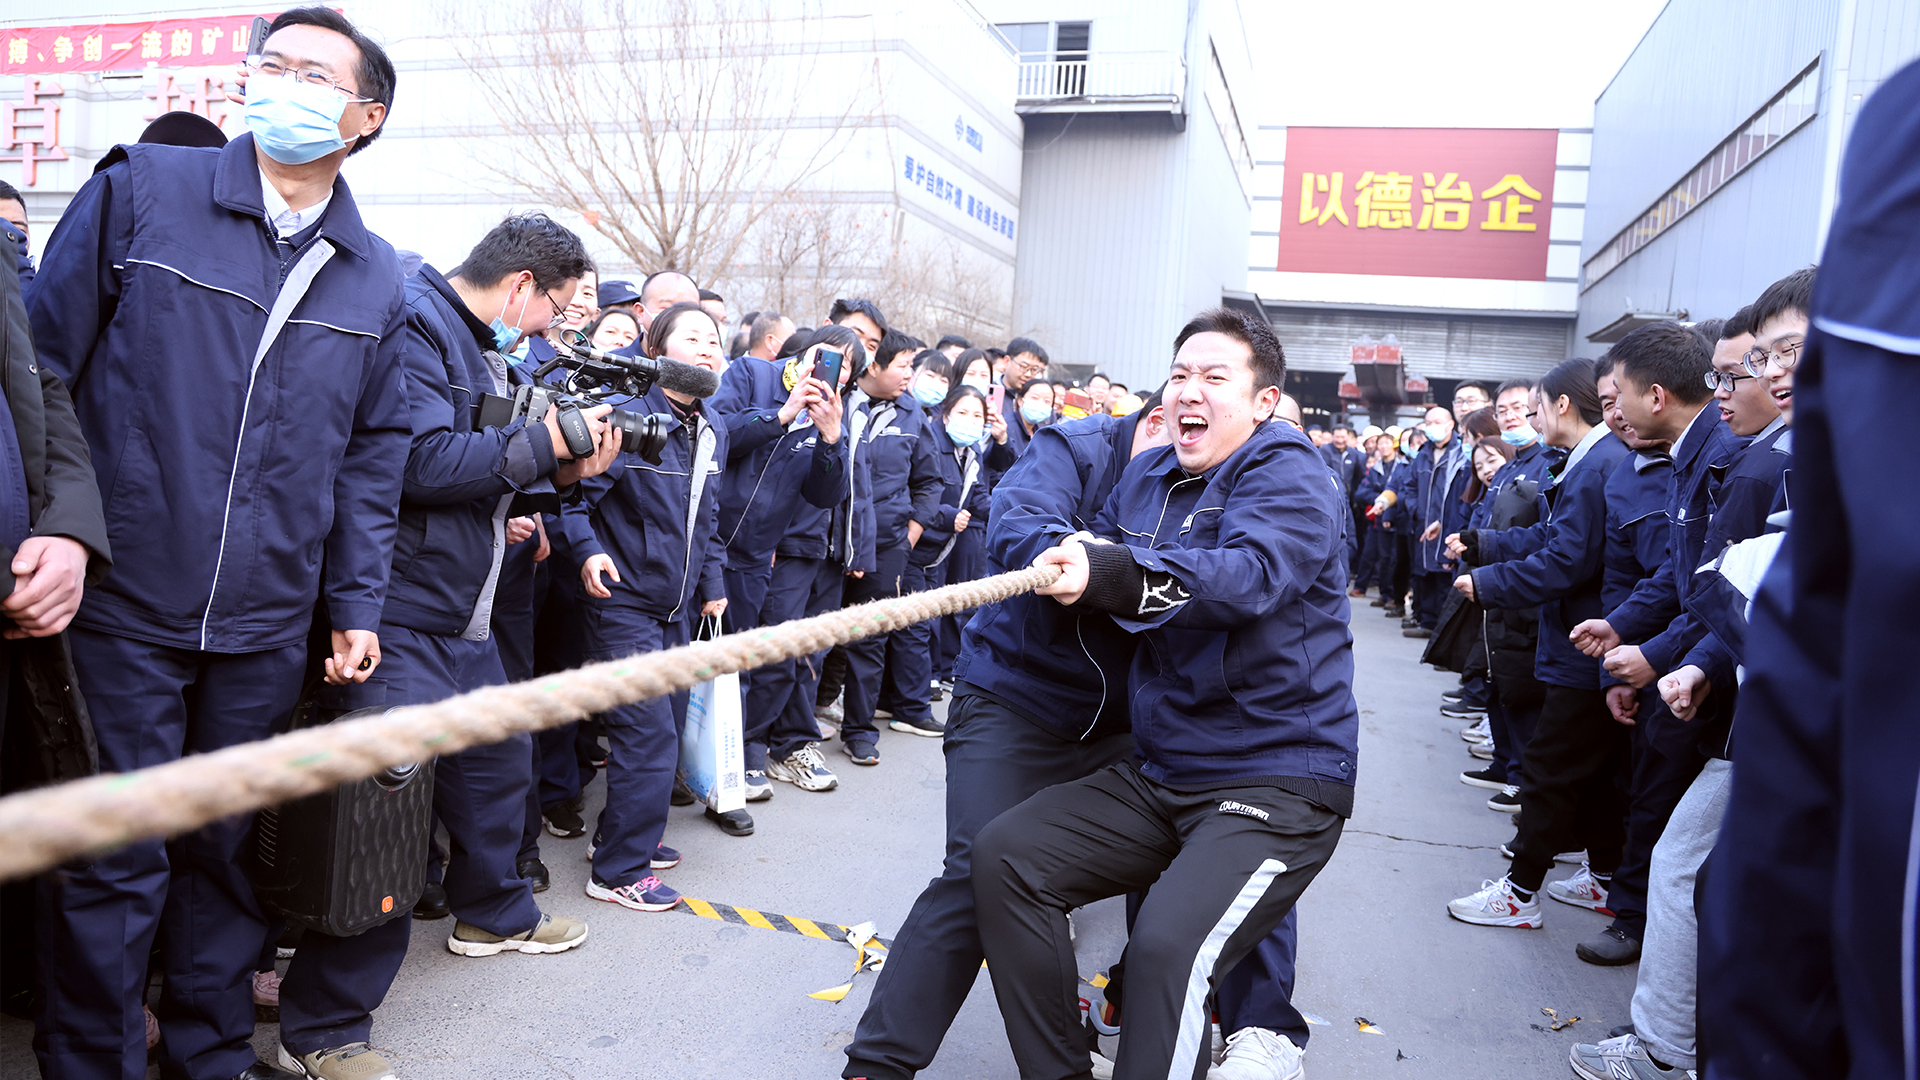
1075,542,1143,615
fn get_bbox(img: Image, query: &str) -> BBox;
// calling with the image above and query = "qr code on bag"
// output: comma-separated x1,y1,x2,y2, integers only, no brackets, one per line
723,773,740,789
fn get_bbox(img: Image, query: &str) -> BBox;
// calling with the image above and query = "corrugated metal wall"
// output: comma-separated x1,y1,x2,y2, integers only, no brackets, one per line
1264,306,1576,383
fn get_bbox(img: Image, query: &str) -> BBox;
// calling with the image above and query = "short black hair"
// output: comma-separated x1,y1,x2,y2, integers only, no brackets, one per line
953,348,989,374
775,326,816,360
641,301,721,358
872,329,919,372
985,347,1006,362
1495,377,1535,399
811,323,870,385
1087,371,1111,386
1172,307,1286,398
912,349,952,381
0,180,20,206
1722,304,1758,339
1453,380,1494,401
935,334,972,351
1332,424,1353,435
1463,406,1498,441
1538,357,1605,426
1692,318,1726,344
585,308,640,342
748,311,789,353
698,288,723,303
1592,354,1615,381
1006,336,1049,365
451,212,592,293
1612,321,1715,405
1109,382,1128,393
938,383,989,419
267,7,395,154
1749,267,1816,332
829,297,889,332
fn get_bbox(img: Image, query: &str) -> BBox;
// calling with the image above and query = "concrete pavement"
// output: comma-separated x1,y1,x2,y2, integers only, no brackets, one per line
0,596,1636,1079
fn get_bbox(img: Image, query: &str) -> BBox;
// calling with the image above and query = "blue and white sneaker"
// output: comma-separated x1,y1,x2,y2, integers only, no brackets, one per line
586,875,682,912
766,744,839,792
651,843,681,870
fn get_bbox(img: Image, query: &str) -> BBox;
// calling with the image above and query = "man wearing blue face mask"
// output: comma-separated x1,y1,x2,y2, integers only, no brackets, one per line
26,8,412,1080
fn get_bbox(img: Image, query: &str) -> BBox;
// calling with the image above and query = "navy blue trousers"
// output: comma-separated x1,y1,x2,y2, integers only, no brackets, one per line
842,549,933,745
35,629,305,1080
277,627,540,1058
1604,692,1703,941
587,613,689,887
741,555,843,769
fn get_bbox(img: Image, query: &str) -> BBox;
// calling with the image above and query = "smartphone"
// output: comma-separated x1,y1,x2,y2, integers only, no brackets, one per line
811,346,844,389
246,16,269,64
987,384,1006,417
1062,388,1093,418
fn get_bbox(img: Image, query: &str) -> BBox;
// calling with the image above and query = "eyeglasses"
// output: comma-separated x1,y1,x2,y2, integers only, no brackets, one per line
543,290,567,330
1524,409,1540,421
1740,339,1804,379
247,58,375,102
1703,369,1758,393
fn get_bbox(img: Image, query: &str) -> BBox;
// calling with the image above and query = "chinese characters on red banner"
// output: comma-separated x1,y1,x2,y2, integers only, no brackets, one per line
3,15,267,77
1276,128,1561,282
0,79,67,187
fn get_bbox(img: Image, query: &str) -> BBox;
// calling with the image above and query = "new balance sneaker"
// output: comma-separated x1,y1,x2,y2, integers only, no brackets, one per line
1467,739,1495,760
1555,849,1588,865
843,738,880,766
889,715,946,738
1459,764,1508,790
278,1041,396,1080
744,769,773,802
1458,716,1490,741
1545,864,1613,913
1569,1033,1688,1080
542,801,586,839
1090,1051,1115,1080
1208,1026,1305,1080
1487,785,1521,813
766,744,839,791
1446,877,1543,928
1440,702,1486,719
587,875,683,912
447,912,589,956
650,844,681,870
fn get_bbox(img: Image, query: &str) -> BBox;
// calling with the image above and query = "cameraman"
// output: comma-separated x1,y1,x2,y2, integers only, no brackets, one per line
26,9,411,1079
280,213,617,1078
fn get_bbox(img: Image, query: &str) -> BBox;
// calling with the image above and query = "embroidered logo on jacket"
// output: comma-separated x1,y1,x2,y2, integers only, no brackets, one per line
1218,800,1269,822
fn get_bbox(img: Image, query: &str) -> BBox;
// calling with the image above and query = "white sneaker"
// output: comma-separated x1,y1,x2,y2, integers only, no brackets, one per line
744,769,773,802
1555,849,1588,865
1446,877,1543,928
1459,717,1490,741
1545,863,1612,912
765,743,838,792
1090,1050,1115,1079
1467,738,1495,760
1208,1027,1305,1080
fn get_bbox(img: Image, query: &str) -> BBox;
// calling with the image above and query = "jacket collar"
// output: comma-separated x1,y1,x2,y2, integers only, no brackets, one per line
1561,422,1611,474
1668,403,1720,470
417,264,497,353
213,133,375,262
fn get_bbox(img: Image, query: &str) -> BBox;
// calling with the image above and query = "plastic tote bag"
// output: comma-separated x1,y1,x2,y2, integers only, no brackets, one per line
679,615,745,814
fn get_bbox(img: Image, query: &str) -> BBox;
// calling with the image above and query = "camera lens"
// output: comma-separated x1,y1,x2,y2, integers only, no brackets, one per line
608,409,671,465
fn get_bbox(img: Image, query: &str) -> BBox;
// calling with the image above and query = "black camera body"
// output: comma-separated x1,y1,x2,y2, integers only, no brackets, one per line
474,340,675,465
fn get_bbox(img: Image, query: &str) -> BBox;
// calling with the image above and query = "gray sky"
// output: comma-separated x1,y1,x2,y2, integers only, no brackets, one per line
1238,0,1670,129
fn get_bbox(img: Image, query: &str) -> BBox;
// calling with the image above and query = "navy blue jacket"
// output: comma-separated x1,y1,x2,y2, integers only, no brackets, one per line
1600,450,1672,614
28,135,410,650
953,413,1140,742
778,389,869,568
1470,427,1630,688
910,420,991,570
1091,422,1358,808
707,355,848,572
551,387,726,629
5,220,29,292
1699,59,1920,1080
1321,443,1365,501
852,391,942,558
1605,407,1743,675
384,265,564,638
1411,434,1463,572
1469,439,1558,531
1379,457,1413,531
1676,420,1792,695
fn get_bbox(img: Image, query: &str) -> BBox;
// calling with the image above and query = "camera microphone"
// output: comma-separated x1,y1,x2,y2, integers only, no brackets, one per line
649,356,722,399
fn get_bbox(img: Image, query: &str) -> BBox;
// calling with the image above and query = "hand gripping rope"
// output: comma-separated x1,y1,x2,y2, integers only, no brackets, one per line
0,564,1062,881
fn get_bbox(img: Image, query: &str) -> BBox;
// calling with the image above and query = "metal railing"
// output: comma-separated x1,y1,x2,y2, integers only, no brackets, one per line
1014,51,1186,103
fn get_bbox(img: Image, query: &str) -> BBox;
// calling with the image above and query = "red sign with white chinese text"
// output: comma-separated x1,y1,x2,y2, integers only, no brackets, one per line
1276,127,1559,281
3,15,270,77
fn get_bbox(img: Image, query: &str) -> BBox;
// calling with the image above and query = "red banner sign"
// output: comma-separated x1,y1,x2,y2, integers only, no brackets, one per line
3,15,271,77
1276,127,1559,282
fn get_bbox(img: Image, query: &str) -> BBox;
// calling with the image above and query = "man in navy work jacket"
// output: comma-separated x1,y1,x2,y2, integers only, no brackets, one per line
288,213,618,1079
973,308,1354,1080
26,10,411,1080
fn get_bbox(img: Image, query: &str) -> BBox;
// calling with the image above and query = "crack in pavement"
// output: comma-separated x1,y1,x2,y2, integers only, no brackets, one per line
1345,828,1503,851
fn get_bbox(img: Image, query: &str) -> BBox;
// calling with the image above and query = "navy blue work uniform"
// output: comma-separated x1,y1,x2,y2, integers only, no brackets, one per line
1409,433,1464,628
551,386,725,889
1469,424,1630,894
838,391,942,751
27,135,411,1080
972,420,1353,1080
915,420,991,688
844,415,1308,1080
1472,437,1559,786
1699,60,1920,1080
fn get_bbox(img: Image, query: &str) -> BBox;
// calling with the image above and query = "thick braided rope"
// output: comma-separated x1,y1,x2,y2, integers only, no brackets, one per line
0,564,1061,882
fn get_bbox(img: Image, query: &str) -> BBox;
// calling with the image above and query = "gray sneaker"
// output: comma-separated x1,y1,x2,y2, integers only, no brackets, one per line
1569,1034,1690,1079
278,1042,397,1080
446,912,588,956
765,743,839,791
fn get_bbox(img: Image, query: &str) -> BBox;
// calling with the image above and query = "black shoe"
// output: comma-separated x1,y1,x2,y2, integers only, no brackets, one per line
1486,787,1521,812
1383,604,1405,618
1459,765,1507,790
842,738,880,765
1609,1023,1636,1038
1575,926,1642,966
889,715,946,738
517,858,550,893
543,802,586,839
670,779,697,806
1369,596,1387,607
1403,626,1433,639
1439,702,1487,719
705,807,755,836
412,881,449,921
232,1064,302,1080
1441,688,1465,703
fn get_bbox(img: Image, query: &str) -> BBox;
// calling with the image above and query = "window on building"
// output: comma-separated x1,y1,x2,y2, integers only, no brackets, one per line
1054,22,1090,94
995,22,1049,59
1584,59,1821,287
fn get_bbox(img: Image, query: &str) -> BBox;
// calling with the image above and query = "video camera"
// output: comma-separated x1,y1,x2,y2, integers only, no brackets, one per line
474,330,721,466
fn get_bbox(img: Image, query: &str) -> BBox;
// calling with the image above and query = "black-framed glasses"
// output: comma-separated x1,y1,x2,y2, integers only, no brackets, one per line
1741,339,1804,379
1524,409,1540,421
543,290,567,329
247,58,375,102
1703,369,1757,393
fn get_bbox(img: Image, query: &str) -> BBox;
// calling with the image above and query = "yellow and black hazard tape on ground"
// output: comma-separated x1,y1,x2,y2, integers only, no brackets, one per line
679,895,893,950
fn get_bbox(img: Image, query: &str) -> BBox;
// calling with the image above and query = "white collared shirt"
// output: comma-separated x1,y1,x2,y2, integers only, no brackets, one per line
259,167,332,237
